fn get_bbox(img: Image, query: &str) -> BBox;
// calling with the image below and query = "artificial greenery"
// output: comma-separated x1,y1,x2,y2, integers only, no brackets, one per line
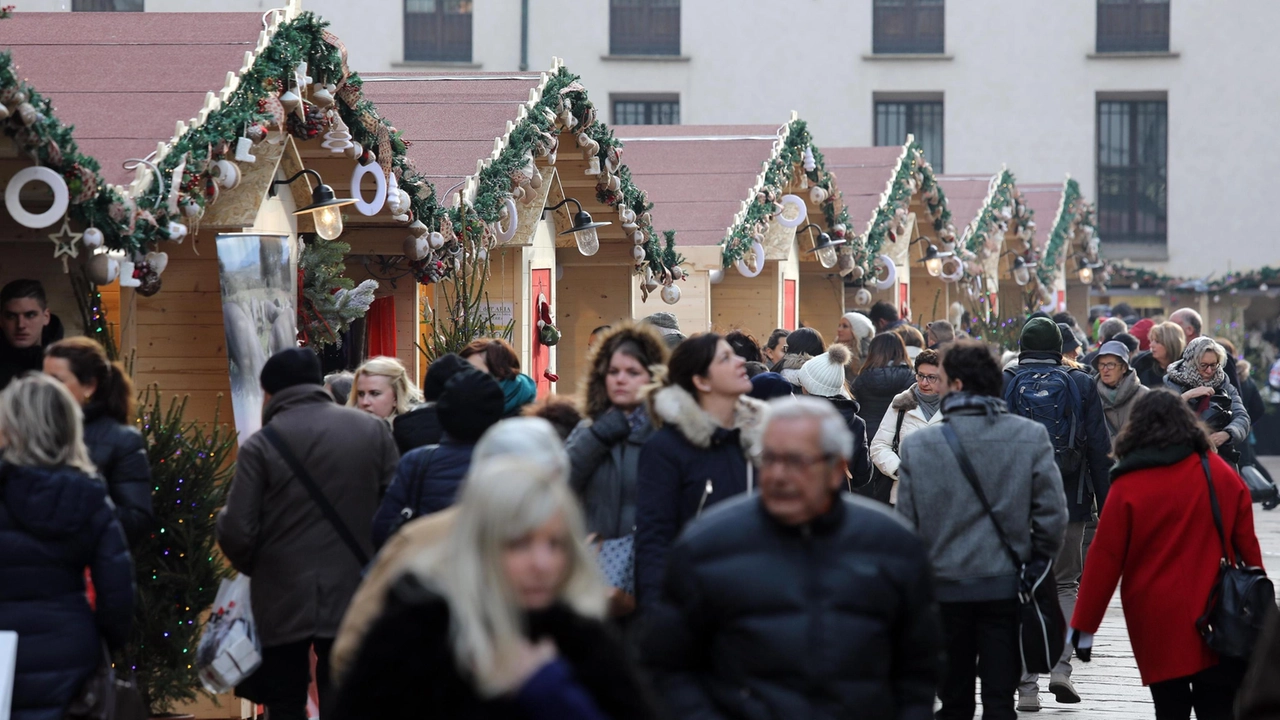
117,390,236,714
1102,263,1280,294
853,140,953,278
298,233,378,348
719,119,849,269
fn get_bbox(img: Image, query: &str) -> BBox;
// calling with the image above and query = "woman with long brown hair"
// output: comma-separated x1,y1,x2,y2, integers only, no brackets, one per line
852,333,915,442
44,336,153,543
1071,389,1263,719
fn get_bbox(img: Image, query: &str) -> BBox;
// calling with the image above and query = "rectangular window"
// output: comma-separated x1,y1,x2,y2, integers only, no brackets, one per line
1097,99,1167,245
873,0,945,54
404,0,473,63
610,0,681,56
875,100,944,172
72,0,143,9
1097,0,1170,53
613,97,680,125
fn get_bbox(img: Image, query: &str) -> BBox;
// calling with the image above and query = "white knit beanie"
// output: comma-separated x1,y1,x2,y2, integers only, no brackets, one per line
843,312,875,341
798,344,851,398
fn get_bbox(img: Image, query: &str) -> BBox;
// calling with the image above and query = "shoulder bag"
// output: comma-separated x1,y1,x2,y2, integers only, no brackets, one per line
1195,453,1275,659
385,445,439,539
260,426,370,567
941,423,1066,674
857,408,907,502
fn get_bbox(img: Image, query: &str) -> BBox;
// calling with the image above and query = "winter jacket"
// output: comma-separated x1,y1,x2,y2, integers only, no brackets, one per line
1164,362,1251,446
0,314,63,391
334,573,660,720
371,437,474,549
81,404,154,545
1003,354,1114,522
1071,447,1263,685
1095,370,1149,437
634,385,767,609
869,385,944,504
565,409,654,540
853,364,916,441
897,392,1068,602
820,396,873,489
0,461,134,720
391,402,443,455
1130,350,1168,389
216,384,399,648
642,494,941,720
771,352,812,387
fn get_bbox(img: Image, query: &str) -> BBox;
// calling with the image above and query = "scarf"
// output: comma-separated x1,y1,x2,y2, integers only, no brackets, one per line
1097,370,1141,409
913,385,941,421
499,373,537,414
1166,336,1227,390
626,405,649,433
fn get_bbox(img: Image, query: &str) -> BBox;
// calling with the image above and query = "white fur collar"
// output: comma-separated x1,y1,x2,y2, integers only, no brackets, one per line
651,385,768,452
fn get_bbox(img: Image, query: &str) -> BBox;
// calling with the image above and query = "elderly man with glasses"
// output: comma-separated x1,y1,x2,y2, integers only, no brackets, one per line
869,349,945,506
641,396,941,720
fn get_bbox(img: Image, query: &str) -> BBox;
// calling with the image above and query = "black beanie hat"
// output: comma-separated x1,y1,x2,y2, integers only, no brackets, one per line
1057,323,1081,354
1019,317,1063,353
260,348,323,394
423,353,470,402
436,368,505,443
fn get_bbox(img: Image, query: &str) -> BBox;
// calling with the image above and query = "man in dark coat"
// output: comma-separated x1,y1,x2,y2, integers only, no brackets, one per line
217,348,399,720
0,279,63,390
642,396,941,720
371,367,504,548
1002,318,1110,708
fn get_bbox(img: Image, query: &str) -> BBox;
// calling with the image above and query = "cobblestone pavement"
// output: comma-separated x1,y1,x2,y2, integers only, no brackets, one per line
1014,456,1280,718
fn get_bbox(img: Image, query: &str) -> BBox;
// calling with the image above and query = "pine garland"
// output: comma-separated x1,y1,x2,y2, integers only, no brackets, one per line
851,140,953,278
297,234,377,348
1102,263,1280,294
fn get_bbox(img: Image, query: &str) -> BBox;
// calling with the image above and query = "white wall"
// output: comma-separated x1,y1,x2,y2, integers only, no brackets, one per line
25,0,1280,277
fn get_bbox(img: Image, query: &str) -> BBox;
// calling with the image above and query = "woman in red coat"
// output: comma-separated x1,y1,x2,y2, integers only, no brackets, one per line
1070,389,1264,720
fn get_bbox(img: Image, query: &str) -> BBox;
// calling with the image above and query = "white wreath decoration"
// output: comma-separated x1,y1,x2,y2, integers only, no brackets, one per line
493,197,518,243
351,159,387,216
775,194,808,229
735,240,766,278
874,254,897,290
939,255,965,283
6,166,69,228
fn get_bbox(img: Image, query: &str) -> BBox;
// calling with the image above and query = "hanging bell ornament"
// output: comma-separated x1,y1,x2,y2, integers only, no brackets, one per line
310,84,335,107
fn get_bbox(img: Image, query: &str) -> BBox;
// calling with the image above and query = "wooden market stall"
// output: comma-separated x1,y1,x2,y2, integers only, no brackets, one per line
1027,177,1102,320
360,60,686,396
617,114,848,345
825,137,956,327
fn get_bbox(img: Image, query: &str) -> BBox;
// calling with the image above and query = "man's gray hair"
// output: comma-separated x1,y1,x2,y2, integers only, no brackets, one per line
1170,308,1203,335
1099,317,1127,341
760,396,853,462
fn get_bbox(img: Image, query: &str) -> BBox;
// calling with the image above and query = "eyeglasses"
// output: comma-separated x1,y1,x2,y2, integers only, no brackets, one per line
916,372,941,384
1096,361,1123,372
760,451,834,472
1198,362,1219,372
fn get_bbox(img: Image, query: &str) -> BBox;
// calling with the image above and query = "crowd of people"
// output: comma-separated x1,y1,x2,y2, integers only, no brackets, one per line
2,273,1279,720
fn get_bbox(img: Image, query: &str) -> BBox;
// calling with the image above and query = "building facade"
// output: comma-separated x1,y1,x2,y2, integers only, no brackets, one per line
36,0,1278,278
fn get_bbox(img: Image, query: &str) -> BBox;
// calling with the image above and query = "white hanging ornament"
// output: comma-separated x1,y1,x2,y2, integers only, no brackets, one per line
429,231,446,249
322,116,353,153
87,253,120,285
5,165,70,228
736,240,766,278
386,173,404,214
311,83,335,108
661,283,681,305
802,146,816,173
585,156,602,176
632,245,646,263
234,136,257,163
853,287,873,307
145,251,170,276
213,159,240,190
351,154,387,216
166,156,186,216
403,234,429,261
408,219,429,237
708,268,725,285
118,260,141,288
809,185,828,204
182,199,203,219
874,254,897,290
493,197,518,243
775,195,808,229
82,226,104,250
48,217,81,271
166,222,188,242
279,84,302,116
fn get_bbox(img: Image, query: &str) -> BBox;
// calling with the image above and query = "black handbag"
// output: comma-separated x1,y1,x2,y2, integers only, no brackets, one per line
941,424,1066,674
1195,453,1275,659
857,409,906,504
384,445,438,539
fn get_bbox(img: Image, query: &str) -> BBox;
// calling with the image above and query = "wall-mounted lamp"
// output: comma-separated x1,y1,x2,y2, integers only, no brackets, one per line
1075,255,1102,285
798,223,845,269
270,169,357,240
916,243,954,278
543,197,611,256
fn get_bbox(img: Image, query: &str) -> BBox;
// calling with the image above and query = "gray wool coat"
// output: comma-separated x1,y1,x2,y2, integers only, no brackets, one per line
216,384,399,647
564,413,654,540
896,392,1069,603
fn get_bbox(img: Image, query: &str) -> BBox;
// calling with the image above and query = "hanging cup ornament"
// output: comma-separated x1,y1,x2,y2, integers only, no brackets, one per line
213,159,240,190
16,102,37,126
671,265,685,281
82,226,104,250
166,222,188,242
661,283,681,305
633,230,646,246
849,265,865,281
183,199,203,219
853,287,873,307
620,206,637,230
87,253,120,285
709,268,725,285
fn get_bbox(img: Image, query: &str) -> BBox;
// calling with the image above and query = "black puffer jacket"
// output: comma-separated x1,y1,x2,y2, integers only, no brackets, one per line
0,314,63,391
391,402,442,455
853,365,916,440
823,396,873,489
371,437,474,549
0,461,135,720
1130,350,1167,389
82,404,153,545
641,495,941,720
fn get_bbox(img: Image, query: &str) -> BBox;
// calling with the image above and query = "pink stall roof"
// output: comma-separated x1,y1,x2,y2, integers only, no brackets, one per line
937,174,997,230
0,12,263,186
1019,182,1068,247
358,72,546,193
820,146,909,231
613,125,781,247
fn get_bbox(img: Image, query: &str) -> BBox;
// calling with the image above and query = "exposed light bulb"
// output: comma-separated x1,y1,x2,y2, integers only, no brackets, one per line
574,226,599,256
313,205,343,240
1013,264,1030,286
817,245,838,269
1078,265,1094,284
925,256,942,277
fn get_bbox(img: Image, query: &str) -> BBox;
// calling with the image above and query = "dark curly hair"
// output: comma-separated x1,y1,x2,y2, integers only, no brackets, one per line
1113,388,1211,458
940,339,1002,397
724,330,761,363
580,322,669,419
914,348,940,372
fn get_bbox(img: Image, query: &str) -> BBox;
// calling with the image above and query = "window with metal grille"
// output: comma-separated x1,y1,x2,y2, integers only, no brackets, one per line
873,0,944,54
610,0,681,56
1097,100,1167,245
405,0,473,63
613,98,680,126
72,0,143,9
1097,0,1170,53
875,100,944,172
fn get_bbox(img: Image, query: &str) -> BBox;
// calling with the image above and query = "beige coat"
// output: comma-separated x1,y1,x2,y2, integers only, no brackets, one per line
869,385,943,503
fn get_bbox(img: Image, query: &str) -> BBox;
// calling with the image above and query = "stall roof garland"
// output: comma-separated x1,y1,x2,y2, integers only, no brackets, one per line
850,140,953,279
1101,262,1280,294
1036,177,1098,289
719,118,850,270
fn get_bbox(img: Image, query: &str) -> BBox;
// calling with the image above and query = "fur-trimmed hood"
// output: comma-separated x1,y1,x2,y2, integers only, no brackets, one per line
580,322,671,420
776,353,813,371
649,384,768,453
890,384,921,412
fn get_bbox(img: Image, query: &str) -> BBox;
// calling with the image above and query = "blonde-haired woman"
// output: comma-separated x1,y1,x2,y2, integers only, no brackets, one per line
1133,321,1185,388
350,355,423,423
334,456,658,720
0,374,135,720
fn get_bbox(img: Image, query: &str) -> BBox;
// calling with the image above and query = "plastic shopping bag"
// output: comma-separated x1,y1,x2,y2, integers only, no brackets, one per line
196,574,262,693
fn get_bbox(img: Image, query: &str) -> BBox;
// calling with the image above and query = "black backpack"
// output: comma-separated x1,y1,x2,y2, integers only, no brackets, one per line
1003,365,1085,476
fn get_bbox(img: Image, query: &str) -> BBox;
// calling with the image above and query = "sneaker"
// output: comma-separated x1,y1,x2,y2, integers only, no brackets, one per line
1049,673,1082,703
1017,690,1041,712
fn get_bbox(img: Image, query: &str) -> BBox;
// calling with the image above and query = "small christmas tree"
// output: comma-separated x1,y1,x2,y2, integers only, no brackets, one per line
299,233,378,348
418,214,514,362
117,390,237,713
